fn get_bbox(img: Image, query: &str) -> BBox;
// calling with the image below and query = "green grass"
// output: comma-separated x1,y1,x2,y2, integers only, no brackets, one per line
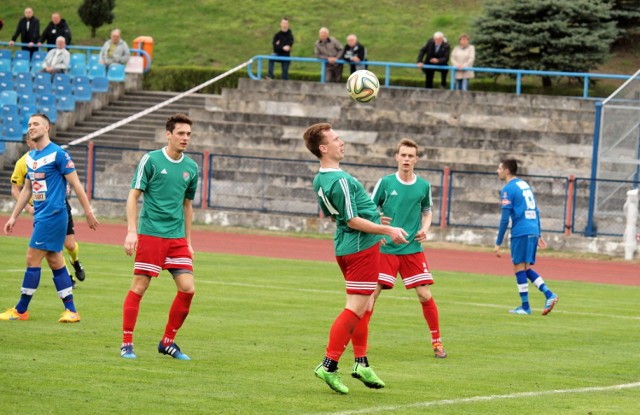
0,237,638,414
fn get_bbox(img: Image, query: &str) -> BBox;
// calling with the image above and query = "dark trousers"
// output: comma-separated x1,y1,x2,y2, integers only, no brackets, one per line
268,57,290,80
325,63,343,83
423,68,448,88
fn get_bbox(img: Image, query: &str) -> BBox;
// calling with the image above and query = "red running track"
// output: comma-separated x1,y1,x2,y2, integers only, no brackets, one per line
4,217,639,286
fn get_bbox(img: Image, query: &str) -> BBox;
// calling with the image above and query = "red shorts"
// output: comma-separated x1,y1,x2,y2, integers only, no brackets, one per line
134,234,193,277
335,243,380,295
379,252,434,289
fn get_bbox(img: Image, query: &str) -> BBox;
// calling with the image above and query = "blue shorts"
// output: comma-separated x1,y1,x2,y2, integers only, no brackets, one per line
510,235,538,265
29,209,68,252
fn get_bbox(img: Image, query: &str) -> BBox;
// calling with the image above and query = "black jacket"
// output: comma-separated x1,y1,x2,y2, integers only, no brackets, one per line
11,16,40,43
272,30,294,56
40,18,72,46
417,38,450,66
340,42,367,73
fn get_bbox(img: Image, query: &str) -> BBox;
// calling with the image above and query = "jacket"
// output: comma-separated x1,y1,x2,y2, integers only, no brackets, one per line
11,16,40,43
100,39,131,65
451,45,475,79
40,19,72,46
272,30,294,56
417,38,450,66
340,42,367,73
315,37,343,60
43,47,70,71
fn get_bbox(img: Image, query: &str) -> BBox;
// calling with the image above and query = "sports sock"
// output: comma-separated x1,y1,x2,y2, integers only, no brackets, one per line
162,291,194,346
325,308,360,362
351,309,372,361
65,242,80,263
421,298,441,344
526,268,553,299
122,290,143,344
322,356,339,372
515,270,530,310
15,267,41,314
52,266,76,312
354,356,369,367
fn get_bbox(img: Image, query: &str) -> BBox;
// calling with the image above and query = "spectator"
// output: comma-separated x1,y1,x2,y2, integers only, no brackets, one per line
39,12,72,48
0,18,4,32
267,17,294,80
315,27,343,83
9,7,40,56
340,34,367,75
450,33,475,91
41,36,69,74
99,28,130,67
416,31,450,89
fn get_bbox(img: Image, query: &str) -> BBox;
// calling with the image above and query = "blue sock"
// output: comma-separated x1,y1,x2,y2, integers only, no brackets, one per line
526,269,553,299
16,267,42,314
515,270,530,310
52,266,76,312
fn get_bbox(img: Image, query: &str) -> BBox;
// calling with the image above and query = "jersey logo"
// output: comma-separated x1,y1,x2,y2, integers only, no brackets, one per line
501,199,511,206
66,160,75,169
32,181,43,192
161,169,168,174
183,172,190,181
390,190,398,196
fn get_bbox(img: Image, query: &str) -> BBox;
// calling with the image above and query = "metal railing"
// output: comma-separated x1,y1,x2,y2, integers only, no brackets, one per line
247,54,632,98
0,41,152,72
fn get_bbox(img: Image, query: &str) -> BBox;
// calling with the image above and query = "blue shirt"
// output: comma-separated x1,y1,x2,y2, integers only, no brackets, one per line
26,142,75,220
496,177,540,245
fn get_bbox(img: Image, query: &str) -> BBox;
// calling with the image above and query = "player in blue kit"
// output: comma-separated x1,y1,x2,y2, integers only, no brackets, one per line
1,113,99,323
494,159,558,315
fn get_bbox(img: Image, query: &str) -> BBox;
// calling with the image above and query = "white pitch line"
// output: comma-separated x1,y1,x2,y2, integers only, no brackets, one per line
320,381,640,415
199,280,640,321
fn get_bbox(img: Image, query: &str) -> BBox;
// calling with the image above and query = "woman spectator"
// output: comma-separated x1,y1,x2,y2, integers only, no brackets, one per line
451,34,475,91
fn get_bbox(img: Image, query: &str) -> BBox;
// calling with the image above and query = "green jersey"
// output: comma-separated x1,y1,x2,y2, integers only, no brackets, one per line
132,148,199,238
371,172,432,255
313,168,381,256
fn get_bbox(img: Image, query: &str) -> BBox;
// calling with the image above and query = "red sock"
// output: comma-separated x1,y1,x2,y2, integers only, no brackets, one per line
122,290,143,344
351,309,373,359
162,291,194,346
421,298,441,343
325,308,360,361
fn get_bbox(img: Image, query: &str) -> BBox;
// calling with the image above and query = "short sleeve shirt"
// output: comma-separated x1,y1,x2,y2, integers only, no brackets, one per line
27,142,75,220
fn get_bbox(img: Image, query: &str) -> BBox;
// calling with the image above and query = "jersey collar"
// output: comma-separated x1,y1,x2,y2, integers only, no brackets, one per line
162,147,184,163
395,172,417,185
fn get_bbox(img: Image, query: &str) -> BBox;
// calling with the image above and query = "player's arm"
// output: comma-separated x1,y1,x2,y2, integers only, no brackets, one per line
183,198,194,255
124,189,143,256
11,183,34,215
347,217,408,244
415,210,432,243
494,208,510,257
4,180,33,235
65,171,98,230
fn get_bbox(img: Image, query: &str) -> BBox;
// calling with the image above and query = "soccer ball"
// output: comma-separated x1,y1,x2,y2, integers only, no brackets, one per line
346,70,380,103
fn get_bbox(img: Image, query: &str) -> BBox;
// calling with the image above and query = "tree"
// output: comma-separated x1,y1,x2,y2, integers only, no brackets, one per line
78,0,116,38
606,0,640,40
473,0,618,87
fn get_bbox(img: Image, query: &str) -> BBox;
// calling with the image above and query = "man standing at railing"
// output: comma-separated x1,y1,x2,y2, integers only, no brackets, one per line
8,7,40,57
38,12,72,49
267,17,294,80
494,159,558,316
304,123,409,394
417,31,450,89
315,27,343,83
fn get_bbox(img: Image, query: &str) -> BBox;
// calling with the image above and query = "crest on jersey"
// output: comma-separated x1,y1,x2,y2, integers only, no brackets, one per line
32,181,42,192
183,172,190,181
66,160,75,168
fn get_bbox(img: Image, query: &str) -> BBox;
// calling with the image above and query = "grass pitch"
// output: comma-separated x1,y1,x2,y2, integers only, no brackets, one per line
0,238,638,414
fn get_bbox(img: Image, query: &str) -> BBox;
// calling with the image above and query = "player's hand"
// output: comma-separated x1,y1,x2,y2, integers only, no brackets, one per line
25,204,34,215
494,245,501,257
187,242,194,256
86,211,99,230
388,227,409,244
538,237,547,249
415,229,427,243
4,217,16,236
124,231,138,256
380,215,392,225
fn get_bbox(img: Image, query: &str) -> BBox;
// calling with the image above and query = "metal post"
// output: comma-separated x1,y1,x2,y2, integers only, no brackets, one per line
201,150,210,209
585,101,603,237
385,65,391,87
516,73,522,95
564,175,576,236
439,167,450,228
583,75,589,98
86,142,95,201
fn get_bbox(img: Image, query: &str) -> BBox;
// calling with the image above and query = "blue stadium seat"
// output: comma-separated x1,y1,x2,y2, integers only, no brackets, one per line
0,59,11,72
31,60,44,75
0,49,11,60
53,73,71,86
16,78,33,93
57,94,76,112
71,53,86,66
0,78,14,91
91,76,109,93
34,72,52,85
16,72,30,83
37,105,57,124
70,62,87,77
1,91,19,106
14,50,30,61
88,63,106,80
73,75,91,86
2,104,20,117
19,91,37,106
34,82,53,95
0,140,6,155
37,93,56,108
107,64,126,82
20,103,37,117
4,120,24,141
12,59,30,76
31,51,46,62
89,54,100,65
73,83,93,102
55,83,72,95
